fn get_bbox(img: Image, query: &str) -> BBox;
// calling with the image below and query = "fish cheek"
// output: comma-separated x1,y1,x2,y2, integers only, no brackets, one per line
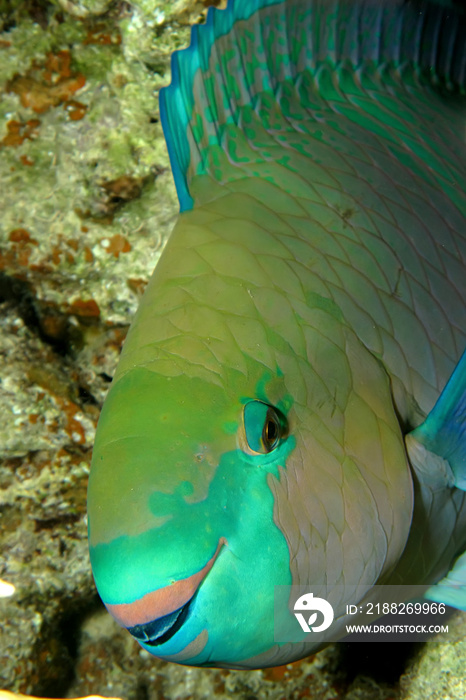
266,431,385,620
266,343,413,612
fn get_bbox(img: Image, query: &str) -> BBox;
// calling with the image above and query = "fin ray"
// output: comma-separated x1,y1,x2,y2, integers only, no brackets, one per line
159,0,465,211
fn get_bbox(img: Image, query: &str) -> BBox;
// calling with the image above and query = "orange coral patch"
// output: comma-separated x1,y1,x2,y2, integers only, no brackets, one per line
6,50,86,115
64,99,87,121
84,25,122,46
102,234,132,258
1,119,40,147
9,228,38,245
69,298,101,318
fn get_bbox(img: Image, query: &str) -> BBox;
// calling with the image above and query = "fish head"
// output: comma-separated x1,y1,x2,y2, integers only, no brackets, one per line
88,350,298,667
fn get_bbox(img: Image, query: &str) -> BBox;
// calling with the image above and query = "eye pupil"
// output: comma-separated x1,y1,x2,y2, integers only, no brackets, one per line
263,410,280,451
265,419,277,443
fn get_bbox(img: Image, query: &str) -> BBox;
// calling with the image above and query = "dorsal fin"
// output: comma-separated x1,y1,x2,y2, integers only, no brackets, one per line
159,0,465,211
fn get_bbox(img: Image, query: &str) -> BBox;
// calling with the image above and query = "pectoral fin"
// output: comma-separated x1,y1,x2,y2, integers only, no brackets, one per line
406,348,466,491
406,349,466,609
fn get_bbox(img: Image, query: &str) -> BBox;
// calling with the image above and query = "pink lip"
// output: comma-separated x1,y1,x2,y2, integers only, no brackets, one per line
105,537,227,628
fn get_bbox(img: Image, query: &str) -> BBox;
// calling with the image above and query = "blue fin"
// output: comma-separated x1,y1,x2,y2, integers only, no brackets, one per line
159,0,465,212
407,349,466,491
425,549,466,611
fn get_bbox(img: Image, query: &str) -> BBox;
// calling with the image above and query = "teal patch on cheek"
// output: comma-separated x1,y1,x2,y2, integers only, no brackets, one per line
89,428,297,635
241,367,294,418
152,436,297,663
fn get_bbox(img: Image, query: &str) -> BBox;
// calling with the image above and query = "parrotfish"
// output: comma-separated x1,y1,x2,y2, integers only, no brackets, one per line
87,0,466,669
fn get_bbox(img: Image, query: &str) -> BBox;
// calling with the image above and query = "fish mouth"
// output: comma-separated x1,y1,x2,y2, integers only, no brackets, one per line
128,594,194,646
104,537,226,644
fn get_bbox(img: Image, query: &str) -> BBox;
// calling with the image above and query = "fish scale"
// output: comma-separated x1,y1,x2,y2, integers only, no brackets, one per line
88,0,466,669
206,88,463,407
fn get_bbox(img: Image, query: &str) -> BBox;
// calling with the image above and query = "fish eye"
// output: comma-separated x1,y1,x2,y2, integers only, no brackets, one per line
241,400,285,455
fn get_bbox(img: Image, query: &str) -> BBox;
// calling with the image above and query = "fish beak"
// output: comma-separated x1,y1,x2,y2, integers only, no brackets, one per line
104,537,227,645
